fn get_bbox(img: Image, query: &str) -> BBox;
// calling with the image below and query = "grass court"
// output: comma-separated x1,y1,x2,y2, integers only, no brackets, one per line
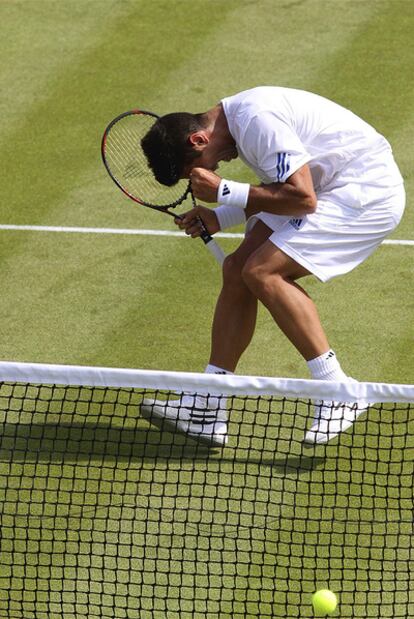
0,1,413,618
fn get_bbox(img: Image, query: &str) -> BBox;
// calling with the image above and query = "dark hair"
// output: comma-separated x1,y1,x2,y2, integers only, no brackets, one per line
141,112,205,186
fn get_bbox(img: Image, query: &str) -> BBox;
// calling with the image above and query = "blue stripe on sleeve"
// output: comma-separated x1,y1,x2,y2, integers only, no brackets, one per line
284,154,290,178
276,153,282,181
276,153,291,181
281,153,286,178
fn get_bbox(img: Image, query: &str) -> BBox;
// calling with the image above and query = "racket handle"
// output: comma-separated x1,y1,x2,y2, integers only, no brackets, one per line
173,212,226,265
201,233,226,265
197,217,226,265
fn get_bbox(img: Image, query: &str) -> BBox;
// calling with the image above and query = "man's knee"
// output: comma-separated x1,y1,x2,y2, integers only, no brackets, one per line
241,249,308,295
241,255,273,294
222,252,245,287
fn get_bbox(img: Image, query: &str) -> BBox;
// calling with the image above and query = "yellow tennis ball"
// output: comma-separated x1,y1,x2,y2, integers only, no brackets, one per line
312,589,338,616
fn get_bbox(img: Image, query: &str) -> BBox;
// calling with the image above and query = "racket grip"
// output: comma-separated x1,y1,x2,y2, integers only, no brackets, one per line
201,235,226,265
197,217,226,265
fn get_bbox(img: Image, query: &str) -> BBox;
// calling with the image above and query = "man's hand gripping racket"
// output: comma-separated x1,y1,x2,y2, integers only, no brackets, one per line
101,110,225,265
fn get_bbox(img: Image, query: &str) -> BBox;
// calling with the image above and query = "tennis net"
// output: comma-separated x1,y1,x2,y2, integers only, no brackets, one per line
0,361,413,619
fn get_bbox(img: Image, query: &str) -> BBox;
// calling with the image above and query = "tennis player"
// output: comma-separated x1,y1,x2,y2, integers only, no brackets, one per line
140,87,405,446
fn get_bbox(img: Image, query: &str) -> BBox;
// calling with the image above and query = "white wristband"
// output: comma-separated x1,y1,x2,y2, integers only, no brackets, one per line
215,205,246,231
218,178,250,209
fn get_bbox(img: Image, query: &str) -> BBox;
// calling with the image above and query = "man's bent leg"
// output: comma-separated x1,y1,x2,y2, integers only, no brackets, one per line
140,222,275,446
241,241,368,443
209,221,274,372
241,240,329,361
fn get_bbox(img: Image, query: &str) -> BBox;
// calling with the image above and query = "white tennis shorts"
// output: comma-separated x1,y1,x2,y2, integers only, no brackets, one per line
246,155,406,282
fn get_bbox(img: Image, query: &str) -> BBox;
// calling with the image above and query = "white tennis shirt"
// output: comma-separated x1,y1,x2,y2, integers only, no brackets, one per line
221,87,403,196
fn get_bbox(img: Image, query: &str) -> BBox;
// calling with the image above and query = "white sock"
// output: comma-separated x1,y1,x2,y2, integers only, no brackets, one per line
204,364,233,375
307,350,348,381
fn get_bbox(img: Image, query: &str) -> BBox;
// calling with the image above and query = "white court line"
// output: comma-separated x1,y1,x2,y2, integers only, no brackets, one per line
0,224,413,245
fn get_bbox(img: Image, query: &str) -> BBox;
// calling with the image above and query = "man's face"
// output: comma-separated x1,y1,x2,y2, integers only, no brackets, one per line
182,131,238,177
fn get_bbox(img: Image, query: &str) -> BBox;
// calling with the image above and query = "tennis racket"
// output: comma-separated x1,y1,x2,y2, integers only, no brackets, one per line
101,110,225,264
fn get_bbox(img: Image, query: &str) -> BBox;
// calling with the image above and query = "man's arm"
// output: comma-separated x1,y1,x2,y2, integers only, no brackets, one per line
190,164,317,217
246,164,317,217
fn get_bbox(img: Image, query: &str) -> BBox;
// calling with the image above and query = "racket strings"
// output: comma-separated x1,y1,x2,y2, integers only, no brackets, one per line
103,112,189,208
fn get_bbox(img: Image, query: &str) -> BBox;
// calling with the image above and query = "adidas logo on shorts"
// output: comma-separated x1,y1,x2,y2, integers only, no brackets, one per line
289,218,303,230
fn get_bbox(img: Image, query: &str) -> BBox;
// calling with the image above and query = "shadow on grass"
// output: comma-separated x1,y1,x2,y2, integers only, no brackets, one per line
0,420,327,473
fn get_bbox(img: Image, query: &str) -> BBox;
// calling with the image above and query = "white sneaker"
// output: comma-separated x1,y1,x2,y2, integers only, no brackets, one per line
140,392,228,447
304,397,368,444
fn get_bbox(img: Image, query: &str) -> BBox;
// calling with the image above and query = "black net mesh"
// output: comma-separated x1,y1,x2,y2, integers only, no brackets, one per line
0,381,413,619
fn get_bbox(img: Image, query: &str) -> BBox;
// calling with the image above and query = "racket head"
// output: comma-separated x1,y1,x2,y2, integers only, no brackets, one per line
101,110,192,210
